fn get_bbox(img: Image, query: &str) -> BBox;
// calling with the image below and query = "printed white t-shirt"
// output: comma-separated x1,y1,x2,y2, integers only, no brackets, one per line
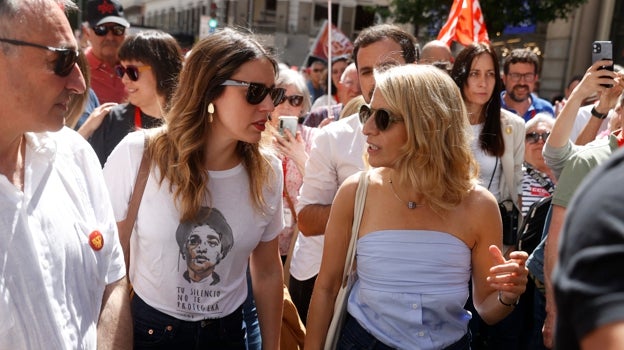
104,131,283,321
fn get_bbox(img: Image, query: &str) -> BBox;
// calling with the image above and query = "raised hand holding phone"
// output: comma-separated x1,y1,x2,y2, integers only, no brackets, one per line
278,116,298,138
592,41,614,87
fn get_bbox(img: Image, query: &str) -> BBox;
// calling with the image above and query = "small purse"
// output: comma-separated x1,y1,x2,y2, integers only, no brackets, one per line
324,171,369,350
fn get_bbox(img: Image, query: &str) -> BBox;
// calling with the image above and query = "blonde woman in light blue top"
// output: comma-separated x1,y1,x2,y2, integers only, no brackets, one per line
306,65,529,349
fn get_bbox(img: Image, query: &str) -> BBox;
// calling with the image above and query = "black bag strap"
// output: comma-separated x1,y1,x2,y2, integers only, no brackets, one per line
525,164,554,194
487,157,499,191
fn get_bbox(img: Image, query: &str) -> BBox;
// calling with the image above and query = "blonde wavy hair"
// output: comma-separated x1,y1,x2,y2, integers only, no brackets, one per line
374,64,479,213
147,28,279,221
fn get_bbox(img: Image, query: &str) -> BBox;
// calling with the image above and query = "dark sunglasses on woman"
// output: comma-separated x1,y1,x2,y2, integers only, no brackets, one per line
278,94,304,107
115,64,151,81
92,24,126,36
221,79,286,107
525,131,550,144
0,38,79,77
359,104,404,131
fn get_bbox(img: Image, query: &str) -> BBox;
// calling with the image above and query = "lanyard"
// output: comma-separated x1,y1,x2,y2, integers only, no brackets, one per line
134,106,142,130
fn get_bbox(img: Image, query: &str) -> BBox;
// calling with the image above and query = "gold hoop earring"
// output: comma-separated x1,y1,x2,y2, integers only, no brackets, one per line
207,103,215,123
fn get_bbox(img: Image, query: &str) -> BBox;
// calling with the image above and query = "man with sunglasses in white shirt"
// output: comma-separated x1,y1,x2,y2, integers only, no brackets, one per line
0,0,131,348
84,0,130,104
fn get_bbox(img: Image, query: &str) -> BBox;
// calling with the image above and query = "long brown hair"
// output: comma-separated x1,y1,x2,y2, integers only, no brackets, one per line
147,28,279,221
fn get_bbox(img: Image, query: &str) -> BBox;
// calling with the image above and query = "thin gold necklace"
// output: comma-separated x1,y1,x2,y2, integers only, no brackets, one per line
388,179,421,209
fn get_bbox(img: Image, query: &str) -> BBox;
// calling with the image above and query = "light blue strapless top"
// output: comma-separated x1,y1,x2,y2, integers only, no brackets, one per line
347,230,472,350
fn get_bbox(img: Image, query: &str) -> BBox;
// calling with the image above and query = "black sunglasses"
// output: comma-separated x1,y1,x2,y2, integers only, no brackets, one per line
221,79,286,106
525,131,550,144
278,94,304,107
115,64,151,81
0,38,79,77
359,104,404,131
92,24,126,36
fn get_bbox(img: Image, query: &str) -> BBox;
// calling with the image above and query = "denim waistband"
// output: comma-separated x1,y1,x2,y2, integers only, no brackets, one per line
133,294,243,329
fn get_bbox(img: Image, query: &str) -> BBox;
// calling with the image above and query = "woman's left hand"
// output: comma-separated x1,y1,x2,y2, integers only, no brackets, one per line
486,245,529,303
273,129,308,174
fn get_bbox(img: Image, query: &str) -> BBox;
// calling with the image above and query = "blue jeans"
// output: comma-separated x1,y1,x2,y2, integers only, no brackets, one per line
132,295,246,349
338,314,470,350
244,268,262,350
526,286,548,350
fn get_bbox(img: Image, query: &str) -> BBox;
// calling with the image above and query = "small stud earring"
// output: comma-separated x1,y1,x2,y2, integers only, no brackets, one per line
207,103,215,123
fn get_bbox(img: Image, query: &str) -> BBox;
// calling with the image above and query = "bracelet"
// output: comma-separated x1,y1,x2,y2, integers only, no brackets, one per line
498,290,519,307
591,106,609,119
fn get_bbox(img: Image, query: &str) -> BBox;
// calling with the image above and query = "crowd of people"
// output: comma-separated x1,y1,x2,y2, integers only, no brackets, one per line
2,0,624,349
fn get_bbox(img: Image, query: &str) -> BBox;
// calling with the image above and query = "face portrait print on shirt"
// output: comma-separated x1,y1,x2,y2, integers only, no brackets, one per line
175,207,234,314
176,207,234,284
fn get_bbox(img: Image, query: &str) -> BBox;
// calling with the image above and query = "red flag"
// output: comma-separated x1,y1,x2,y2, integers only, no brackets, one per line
437,0,489,46
310,20,354,62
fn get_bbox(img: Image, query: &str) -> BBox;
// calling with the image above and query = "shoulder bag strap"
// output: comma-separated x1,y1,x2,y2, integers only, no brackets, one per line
283,173,299,287
526,165,554,194
117,133,151,274
340,171,369,286
487,157,499,191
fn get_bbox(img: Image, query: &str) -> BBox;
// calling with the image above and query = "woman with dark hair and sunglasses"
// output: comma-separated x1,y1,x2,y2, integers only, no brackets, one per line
450,43,526,348
79,30,183,167
102,28,286,349
264,67,318,260
306,64,528,349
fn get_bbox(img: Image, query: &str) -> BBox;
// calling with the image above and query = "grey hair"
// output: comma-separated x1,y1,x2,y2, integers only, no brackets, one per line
0,0,77,38
276,68,312,113
525,112,555,132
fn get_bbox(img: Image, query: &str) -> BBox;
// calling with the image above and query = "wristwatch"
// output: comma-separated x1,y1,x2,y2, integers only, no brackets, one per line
591,106,609,119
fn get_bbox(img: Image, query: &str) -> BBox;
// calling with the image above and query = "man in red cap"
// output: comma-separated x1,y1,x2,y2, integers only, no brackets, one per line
84,0,130,104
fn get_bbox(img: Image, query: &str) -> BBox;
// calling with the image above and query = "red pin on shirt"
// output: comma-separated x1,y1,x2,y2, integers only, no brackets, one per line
89,230,104,251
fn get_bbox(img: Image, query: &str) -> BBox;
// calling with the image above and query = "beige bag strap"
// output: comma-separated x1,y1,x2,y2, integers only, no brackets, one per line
283,182,298,287
341,171,368,285
117,134,151,274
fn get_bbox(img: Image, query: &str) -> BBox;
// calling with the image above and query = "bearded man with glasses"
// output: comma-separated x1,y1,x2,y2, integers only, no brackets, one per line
501,48,555,121
84,0,130,104
0,0,132,348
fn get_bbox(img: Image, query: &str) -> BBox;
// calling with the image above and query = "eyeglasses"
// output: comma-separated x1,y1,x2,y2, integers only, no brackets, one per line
0,38,79,77
278,94,304,107
507,72,536,83
115,64,151,81
525,131,550,144
359,104,404,131
92,24,126,36
221,79,286,106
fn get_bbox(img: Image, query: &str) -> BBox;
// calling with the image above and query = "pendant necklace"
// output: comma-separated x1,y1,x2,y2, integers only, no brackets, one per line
388,179,420,209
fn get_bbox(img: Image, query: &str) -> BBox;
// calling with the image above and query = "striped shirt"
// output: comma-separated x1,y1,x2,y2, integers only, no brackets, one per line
521,164,555,217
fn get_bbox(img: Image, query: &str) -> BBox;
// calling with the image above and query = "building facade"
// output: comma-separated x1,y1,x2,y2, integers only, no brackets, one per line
119,0,623,100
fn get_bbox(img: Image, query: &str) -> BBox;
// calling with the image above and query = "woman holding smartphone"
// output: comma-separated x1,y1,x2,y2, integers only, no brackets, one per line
265,68,318,259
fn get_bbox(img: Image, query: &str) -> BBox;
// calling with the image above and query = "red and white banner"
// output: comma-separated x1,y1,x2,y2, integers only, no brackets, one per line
437,0,489,46
309,20,354,62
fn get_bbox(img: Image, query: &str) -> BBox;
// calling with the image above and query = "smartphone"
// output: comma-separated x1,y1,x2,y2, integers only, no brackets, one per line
278,116,298,137
592,41,614,87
